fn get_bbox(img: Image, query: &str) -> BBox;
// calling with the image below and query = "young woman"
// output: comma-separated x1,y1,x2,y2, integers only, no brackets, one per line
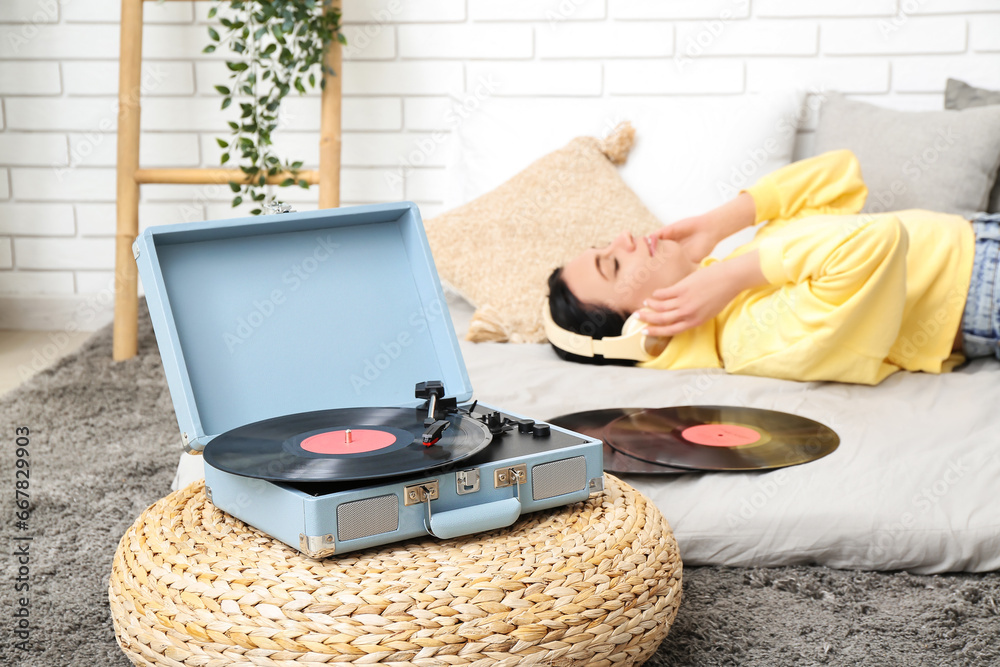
544,149,999,385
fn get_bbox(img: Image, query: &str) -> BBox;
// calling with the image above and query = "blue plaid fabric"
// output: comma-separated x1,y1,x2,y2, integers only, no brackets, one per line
961,212,1000,359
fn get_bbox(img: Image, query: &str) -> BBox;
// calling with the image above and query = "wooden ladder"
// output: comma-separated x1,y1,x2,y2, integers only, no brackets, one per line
113,0,342,360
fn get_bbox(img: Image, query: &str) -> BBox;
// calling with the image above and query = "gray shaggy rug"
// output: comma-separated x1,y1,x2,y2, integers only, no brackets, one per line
1,310,998,667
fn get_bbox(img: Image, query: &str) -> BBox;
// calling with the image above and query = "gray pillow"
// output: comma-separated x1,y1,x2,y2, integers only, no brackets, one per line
946,77,1000,109
813,92,1000,218
945,78,1000,213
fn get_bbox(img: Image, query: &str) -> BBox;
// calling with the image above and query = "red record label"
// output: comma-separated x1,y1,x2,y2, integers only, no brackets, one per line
680,423,761,447
300,429,398,455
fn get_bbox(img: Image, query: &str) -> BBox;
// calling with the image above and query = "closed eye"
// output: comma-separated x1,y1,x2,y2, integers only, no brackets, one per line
614,258,619,275
594,251,607,280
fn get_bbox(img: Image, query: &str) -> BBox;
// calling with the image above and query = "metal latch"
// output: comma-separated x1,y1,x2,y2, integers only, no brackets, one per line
456,469,480,495
404,480,439,506
494,464,527,489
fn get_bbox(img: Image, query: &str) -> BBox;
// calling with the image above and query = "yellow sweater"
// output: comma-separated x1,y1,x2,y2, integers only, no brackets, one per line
639,149,975,384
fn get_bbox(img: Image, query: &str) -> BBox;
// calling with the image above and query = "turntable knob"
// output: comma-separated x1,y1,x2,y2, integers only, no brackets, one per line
516,419,535,434
532,424,551,438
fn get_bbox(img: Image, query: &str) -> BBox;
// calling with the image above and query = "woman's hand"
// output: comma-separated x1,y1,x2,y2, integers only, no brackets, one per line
650,192,758,264
637,265,736,337
651,215,718,263
637,249,767,337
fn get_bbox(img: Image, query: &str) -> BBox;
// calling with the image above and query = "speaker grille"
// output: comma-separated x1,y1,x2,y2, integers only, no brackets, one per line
337,494,399,541
532,456,587,500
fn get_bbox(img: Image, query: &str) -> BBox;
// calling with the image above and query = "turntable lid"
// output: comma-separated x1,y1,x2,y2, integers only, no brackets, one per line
133,202,472,450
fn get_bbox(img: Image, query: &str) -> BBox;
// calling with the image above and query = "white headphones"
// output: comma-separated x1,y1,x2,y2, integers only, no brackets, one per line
542,300,659,362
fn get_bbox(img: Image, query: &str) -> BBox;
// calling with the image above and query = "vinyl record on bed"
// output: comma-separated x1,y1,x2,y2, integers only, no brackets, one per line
549,408,690,475
204,407,492,482
605,405,838,472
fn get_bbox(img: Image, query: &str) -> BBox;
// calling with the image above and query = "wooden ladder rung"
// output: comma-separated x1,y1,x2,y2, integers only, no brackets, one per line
134,168,321,186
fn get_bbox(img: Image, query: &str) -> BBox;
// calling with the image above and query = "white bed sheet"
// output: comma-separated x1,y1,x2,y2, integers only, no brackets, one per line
174,295,1000,573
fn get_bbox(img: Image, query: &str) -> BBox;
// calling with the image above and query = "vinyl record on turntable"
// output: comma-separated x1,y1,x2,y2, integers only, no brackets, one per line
204,407,493,482
551,405,838,473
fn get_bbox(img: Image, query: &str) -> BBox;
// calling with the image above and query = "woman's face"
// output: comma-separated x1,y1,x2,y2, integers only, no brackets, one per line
561,231,698,314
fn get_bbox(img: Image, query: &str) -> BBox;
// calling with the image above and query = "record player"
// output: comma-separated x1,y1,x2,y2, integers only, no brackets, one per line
133,201,604,558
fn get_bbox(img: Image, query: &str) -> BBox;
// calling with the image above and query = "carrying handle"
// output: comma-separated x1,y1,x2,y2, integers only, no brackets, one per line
422,479,522,540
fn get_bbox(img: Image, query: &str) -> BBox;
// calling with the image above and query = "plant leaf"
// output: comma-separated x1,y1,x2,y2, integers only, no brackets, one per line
206,0,343,215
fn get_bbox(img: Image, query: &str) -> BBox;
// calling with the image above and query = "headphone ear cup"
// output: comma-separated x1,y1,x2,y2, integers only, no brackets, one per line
622,310,668,359
622,311,646,337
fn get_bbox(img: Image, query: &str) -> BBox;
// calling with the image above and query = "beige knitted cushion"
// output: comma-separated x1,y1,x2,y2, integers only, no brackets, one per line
425,122,663,344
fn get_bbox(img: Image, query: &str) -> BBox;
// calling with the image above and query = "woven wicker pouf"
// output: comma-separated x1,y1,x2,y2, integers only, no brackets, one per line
109,474,682,667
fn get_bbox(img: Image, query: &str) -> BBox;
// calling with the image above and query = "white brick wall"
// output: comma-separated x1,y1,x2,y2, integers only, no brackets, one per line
971,15,1000,51
1,1,999,328
822,17,967,55
471,0,606,22
611,0,749,21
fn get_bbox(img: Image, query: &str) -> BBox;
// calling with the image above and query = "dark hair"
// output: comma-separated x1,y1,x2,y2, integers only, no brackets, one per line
546,267,636,366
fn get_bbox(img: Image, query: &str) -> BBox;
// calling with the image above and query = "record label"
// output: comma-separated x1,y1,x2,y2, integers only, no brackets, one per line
298,427,404,456
285,424,415,460
679,424,761,447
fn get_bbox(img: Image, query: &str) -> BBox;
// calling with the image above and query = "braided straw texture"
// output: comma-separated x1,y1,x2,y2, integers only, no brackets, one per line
109,474,682,667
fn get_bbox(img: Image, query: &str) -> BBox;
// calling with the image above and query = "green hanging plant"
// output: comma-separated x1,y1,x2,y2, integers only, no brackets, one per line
205,0,345,214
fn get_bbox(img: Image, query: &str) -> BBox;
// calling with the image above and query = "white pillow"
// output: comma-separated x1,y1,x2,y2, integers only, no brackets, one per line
445,91,805,258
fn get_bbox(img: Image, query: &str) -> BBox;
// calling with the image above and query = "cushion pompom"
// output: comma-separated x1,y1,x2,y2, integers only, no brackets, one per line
598,121,636,165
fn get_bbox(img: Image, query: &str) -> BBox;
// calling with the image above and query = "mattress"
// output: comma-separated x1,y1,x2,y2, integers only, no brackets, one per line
175,293,1000,573
447,297,1000,574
